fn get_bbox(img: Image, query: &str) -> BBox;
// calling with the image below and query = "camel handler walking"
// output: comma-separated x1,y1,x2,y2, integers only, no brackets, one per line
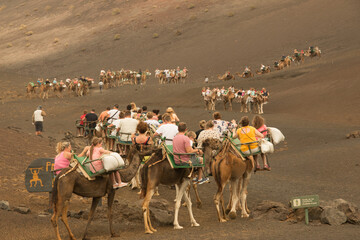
32,106,46,136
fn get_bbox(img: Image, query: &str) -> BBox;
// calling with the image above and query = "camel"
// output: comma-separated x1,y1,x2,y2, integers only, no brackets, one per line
222,91,235,111
180,71,187,83
26,83,37,98
293,52,304,64
39,83,51,100
239,95,249,113
305,46,321,58
53,84,65,98
204,90,217,111
141,70,151,85
274,61,285,70
252,94,265,114
51,145,147,240
217,73,235,81
282,56,292,67
140,148,200,234
212,139,253,222
256,66,271,75
236,71,254,78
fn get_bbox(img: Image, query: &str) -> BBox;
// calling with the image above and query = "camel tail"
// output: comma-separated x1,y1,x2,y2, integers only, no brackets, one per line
52,175,60,208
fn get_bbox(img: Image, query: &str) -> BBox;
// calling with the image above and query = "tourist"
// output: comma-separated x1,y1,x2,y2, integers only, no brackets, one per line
252,115,270,171
32,106,46,136
77,110,87,137
98,107,111,122
145,112,160,128
107,104,120,124
212,112,236,138
154,113,178,145
195,120,206,140
85,109,98,135
197,120,221,148
232,116,263,166
166,107,180,124
54,142,72,174
173,122,208,184
117,110,138,142
132,121,153,145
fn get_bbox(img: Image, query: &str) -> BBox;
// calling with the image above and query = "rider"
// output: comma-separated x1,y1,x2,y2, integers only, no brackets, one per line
53,78,57,85
244,66,250,74
260,64,266,71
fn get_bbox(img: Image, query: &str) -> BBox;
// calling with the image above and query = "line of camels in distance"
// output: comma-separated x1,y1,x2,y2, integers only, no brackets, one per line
217,46,321,81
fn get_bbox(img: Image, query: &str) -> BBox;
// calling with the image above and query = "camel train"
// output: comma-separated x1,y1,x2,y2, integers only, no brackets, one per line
203,88,268,114
100,69,152,88
51,112,284,239
155,68,188,84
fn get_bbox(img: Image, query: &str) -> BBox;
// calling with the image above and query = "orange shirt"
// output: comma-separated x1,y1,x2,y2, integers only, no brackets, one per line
236,126,258,152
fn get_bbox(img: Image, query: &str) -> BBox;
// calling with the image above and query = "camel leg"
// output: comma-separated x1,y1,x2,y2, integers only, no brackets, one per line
142,188,156,234
192,183,202,208
240,172,252,218
107,190,118,237
60,200,76,240
228,179,239,219
182,181,200,227
82,197,101,240
174,180,192,229
182,184,191,207
51,195,64,240
214,182,227,222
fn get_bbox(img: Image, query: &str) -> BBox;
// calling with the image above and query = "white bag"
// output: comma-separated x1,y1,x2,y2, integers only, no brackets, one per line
267,127,285,145
95,122,102,132
102,152,124,171
259,139,274,154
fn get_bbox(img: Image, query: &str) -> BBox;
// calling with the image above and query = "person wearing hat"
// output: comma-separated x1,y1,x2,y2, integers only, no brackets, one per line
32,106,46,136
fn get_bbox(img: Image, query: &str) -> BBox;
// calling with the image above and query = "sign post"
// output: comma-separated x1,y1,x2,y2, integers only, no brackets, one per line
290,195,319,225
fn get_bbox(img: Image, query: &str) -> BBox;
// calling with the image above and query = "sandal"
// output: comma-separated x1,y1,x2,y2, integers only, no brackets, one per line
256,165,261,171
264,164,271,171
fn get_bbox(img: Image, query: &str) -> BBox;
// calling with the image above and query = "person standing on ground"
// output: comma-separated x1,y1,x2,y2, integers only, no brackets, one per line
99,80,104,93
32,106,46,136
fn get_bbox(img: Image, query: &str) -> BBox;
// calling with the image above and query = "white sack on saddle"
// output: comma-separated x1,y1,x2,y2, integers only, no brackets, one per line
95,123,102,132
259,139,274,154
268,127,285,145
102,152,124,171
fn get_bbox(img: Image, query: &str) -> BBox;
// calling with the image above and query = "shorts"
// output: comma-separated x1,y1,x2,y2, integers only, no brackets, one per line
242,147,260,155
35,121,43,132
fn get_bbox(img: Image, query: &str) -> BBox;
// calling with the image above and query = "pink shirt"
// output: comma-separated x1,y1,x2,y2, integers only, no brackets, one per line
256,124,268,139
88,147,104,173
54,152,70,174
173,134,191,164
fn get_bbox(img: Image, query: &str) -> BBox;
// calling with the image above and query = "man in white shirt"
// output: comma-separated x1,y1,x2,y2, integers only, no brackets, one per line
145,112,160,128
154,114,178,145
32,106,46,136
107,104,120,124
117,111,138,142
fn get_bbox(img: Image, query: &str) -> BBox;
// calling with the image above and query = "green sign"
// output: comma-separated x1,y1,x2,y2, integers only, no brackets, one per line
291,195,319,225
291,195,319,209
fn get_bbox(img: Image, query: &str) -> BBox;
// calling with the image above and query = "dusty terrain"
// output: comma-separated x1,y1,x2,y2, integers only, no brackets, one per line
0,0,359,239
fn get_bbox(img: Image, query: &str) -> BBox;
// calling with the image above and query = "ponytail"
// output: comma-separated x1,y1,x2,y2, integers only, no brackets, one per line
56,141,70,154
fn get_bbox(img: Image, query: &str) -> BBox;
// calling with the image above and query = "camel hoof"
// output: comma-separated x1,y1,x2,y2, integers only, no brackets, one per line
225,208,231,215
154,192,160,196
219,218,227,223
174,225,183,230
229,211,237,220
145,230,153,234
196,202,202,209
111,233,120,238
241,213,249,218
182,202,187,207
191,222,200,227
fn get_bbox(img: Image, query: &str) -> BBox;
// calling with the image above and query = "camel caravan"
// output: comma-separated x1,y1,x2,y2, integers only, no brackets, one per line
26,77,94,99
218,46,322,81
202,86,269,114
99,68,152,88
155,67,188,84
51,103,285,239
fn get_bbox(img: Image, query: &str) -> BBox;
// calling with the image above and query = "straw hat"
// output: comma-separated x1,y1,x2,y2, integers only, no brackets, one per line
166,107,174,113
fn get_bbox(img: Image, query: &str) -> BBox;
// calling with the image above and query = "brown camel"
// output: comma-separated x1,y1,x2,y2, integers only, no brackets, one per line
293,52,304,64
26,83,37,98
236,71,254,78
305,46,321,58
39,83,51,100
212,139,253,222
222,91,235,111
252,94,265,114
53,84,65,98
274,61,285,70
256,66,271,75
51,145,146,240
140,148,200,234
180,71,187,83
141,70,151,85
217,73,235,81
204,90,217,111
239,95,249,113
